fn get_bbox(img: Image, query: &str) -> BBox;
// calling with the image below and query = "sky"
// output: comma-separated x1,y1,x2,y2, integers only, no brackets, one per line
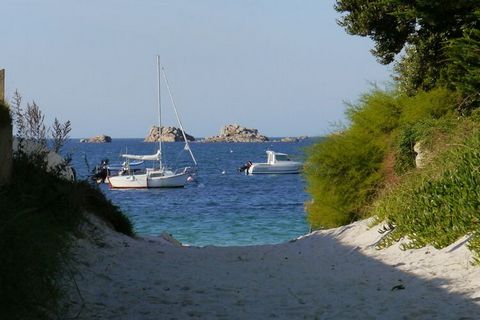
1,0,391,138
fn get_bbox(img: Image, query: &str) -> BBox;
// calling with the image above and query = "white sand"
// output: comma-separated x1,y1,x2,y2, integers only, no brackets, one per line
63,216,480,319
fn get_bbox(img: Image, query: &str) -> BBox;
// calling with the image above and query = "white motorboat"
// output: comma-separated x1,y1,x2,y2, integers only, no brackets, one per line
243,150,302,174
108,56,197,189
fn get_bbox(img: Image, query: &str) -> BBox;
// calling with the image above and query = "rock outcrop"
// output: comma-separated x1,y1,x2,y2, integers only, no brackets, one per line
144,126,195,142
82,135,112,143
204,124,269,143
414,141,430,169
280,137,298,142
274,136,309,143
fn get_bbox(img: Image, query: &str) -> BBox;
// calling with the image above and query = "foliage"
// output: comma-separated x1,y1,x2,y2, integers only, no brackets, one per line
393,36,444,94
0,155,133,319
396,87,458,125
393,88,458,174
394,116,457,174
305,87,459,229
0,93,134,319
373,123,480,260
11,90,25,137
305,0,480,261
335,0,480,93
11,90,73,154
305,90,400,228
51,118,72,153
13,99,47,147
444,13,480,112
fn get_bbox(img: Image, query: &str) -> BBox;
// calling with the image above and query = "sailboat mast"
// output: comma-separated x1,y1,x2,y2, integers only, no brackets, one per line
156,55,163,170
161,67,198,167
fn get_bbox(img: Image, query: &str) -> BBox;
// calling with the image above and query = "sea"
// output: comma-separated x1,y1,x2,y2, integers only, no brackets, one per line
67,138,315,246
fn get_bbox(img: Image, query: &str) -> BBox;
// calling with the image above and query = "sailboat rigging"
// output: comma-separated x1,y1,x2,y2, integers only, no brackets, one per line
108,56,197,188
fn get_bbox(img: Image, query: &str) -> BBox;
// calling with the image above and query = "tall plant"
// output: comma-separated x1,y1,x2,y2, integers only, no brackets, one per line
10,90,71,163
444,12,480,112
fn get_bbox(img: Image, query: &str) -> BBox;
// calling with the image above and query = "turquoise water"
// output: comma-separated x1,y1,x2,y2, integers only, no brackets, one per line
69,139,313,246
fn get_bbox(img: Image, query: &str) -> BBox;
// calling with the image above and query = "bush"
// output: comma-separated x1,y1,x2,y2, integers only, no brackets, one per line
0,148,133,320
0,90,134,318
305,87,459,229
394,116,458,174
397,87,458,125
374,123,480,261
444,15,480,112
305,90,399,228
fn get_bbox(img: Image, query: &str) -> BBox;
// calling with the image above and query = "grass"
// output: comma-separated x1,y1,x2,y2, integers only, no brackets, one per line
0,154,133,320
373,120,480,261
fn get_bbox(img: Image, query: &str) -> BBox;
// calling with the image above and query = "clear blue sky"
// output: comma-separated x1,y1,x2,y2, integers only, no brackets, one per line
1,0,391,138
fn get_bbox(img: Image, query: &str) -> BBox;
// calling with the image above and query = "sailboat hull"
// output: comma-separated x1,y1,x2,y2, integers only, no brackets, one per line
108,174,148,188
147,172,189,188
108,171,190,189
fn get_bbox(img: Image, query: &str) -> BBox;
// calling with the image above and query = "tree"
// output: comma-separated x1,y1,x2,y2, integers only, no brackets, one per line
444,14,480,112
335,0,480,93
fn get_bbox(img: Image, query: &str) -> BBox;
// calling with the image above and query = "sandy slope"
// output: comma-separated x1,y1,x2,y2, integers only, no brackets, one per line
62,216,480,319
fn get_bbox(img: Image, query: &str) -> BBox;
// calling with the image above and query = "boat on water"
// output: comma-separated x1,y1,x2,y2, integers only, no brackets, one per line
240,150,302,174
108,56,197,189
91,158,144,184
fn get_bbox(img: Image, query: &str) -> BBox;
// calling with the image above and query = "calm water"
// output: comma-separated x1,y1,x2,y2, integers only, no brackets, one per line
67,139,314,246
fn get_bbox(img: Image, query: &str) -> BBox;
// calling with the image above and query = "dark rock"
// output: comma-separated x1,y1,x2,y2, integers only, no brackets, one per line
86,135,112,143
204,124,269,142
145,126,195,142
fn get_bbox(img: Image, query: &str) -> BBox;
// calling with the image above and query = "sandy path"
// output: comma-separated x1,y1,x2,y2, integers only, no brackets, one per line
63,217,480,319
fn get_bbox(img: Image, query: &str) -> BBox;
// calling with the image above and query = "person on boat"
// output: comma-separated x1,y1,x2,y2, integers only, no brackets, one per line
91,159,109,183
118,161,128,176
239,161,253,173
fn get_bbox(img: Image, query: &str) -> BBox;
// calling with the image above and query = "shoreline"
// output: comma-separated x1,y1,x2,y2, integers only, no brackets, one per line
62,216,480,319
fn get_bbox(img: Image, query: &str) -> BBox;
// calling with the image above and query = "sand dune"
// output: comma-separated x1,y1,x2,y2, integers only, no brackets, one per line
62,216,480,319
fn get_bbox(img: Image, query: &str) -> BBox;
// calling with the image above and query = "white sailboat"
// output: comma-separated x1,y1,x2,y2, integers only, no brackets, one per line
108,56,197,189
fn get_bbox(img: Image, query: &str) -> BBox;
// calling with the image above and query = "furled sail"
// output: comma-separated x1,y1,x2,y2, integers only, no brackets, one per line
122,150,160,161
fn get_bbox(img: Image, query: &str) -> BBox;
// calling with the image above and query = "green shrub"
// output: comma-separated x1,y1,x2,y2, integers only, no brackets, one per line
305,87,459,229
75,180,134,235
470,108,480,123
394,116,457,174
444,14,480,112
397,87,457,125
305,90,399,228
0,156,133,319
393,88,458,174
374,125,480,260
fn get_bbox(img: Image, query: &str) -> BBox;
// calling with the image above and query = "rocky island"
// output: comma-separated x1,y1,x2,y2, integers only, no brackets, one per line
204,124,268,142
274,136,309,143
144,126,195,142
80,134,112,143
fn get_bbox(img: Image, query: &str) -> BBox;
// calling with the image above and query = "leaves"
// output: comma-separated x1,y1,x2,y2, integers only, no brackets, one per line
374,127,480,257
51,118,72,153
444,15,480,112
335,0,480,93
305,89,399,228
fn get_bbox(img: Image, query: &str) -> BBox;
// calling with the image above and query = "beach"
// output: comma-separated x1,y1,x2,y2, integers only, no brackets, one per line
63,216,480,319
